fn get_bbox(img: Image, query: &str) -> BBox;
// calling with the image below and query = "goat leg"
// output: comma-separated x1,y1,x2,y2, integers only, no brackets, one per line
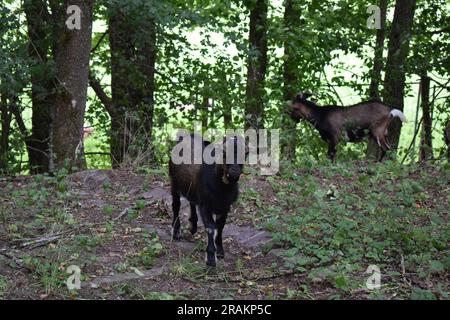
378,135,391,161
215,214,226,259
189,202,198,235
327,142,337,163
171,190,181,241
200,207,217,267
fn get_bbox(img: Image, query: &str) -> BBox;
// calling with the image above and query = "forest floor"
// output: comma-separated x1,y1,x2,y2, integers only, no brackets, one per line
0,161,448,300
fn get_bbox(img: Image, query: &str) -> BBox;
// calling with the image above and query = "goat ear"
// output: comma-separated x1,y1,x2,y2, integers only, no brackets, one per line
295,91,313,100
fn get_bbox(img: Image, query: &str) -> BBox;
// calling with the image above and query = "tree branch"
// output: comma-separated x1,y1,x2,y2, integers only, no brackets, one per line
89,73,115,116
10,103,29,138
91,30,109,54
426,26,450,35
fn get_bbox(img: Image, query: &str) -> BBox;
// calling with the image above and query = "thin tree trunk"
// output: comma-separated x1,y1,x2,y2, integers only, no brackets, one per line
419,74,432,161
52,0,94,171
245,0,268,131
369,0,388,100
383,0,416,153
218,68,232,129
445,120,450,162
0,97,11,173
281,0,302,161
366,0,388,160
201,95,209,130
223,91,232,129
141,20,157,163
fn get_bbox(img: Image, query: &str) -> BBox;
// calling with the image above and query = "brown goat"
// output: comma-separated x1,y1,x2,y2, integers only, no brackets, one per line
290,92,407,162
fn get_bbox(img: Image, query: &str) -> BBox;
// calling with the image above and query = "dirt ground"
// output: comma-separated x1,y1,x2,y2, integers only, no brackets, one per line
0,164,448,300
0,169,308,300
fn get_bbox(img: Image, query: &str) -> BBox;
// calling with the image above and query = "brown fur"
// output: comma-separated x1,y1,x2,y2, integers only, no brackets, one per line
291,95,406,162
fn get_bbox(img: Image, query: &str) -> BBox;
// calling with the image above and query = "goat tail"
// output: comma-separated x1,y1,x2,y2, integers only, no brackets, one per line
390,109,407,122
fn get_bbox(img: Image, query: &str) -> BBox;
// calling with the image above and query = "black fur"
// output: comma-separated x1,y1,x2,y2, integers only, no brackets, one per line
169,134,244,267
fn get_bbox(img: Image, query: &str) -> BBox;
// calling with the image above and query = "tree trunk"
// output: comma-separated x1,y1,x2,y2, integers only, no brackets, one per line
281,0,302,161
366,0,388,160
141,19,156,162
0,97,11,173
419,74,432,161
245,0,268,131
218,68,232,129
52,0,94,171
368,0,388,100
383,0,416,153
223,91,232,129
445,120,450,162
109,5,156,168
201,95,209,130
24,0,54,173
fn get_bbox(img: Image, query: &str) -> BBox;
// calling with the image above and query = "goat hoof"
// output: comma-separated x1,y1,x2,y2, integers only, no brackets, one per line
206,255,217,267
206,260,216,267
172,233,181,241
216,253,225,259
216,248,225,259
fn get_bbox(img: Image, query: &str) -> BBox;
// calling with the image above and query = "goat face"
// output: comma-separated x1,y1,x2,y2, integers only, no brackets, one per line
221,135,247,184
290,92,315,122
290,101,312,123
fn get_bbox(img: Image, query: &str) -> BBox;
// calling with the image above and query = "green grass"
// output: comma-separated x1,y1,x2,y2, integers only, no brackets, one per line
249,161,449,299
0,276,7,299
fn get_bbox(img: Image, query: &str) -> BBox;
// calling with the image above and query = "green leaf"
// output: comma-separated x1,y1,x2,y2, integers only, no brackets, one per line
334,275,348,290
430,260,444,273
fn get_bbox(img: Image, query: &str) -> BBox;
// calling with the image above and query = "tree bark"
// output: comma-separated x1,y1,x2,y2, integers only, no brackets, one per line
52,0,94,171
368,0,388,100
217,66,232,129
0,97,11,173
383,0,416,153
281,0,302,161
245,0,268,131
419,74,432,161
223,89,232,129
366,0,388,160
201,95,209,130
445,120,450,162
108,5,156,167
24,0,54,173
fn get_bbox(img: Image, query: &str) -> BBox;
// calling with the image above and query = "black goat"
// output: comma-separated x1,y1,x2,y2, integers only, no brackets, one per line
169,133,246,267
290,92,407,162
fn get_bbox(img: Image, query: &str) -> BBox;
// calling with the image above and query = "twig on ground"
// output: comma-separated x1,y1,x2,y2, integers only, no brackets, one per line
0,249,33,272
21,235,62,249
114,207,132,221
